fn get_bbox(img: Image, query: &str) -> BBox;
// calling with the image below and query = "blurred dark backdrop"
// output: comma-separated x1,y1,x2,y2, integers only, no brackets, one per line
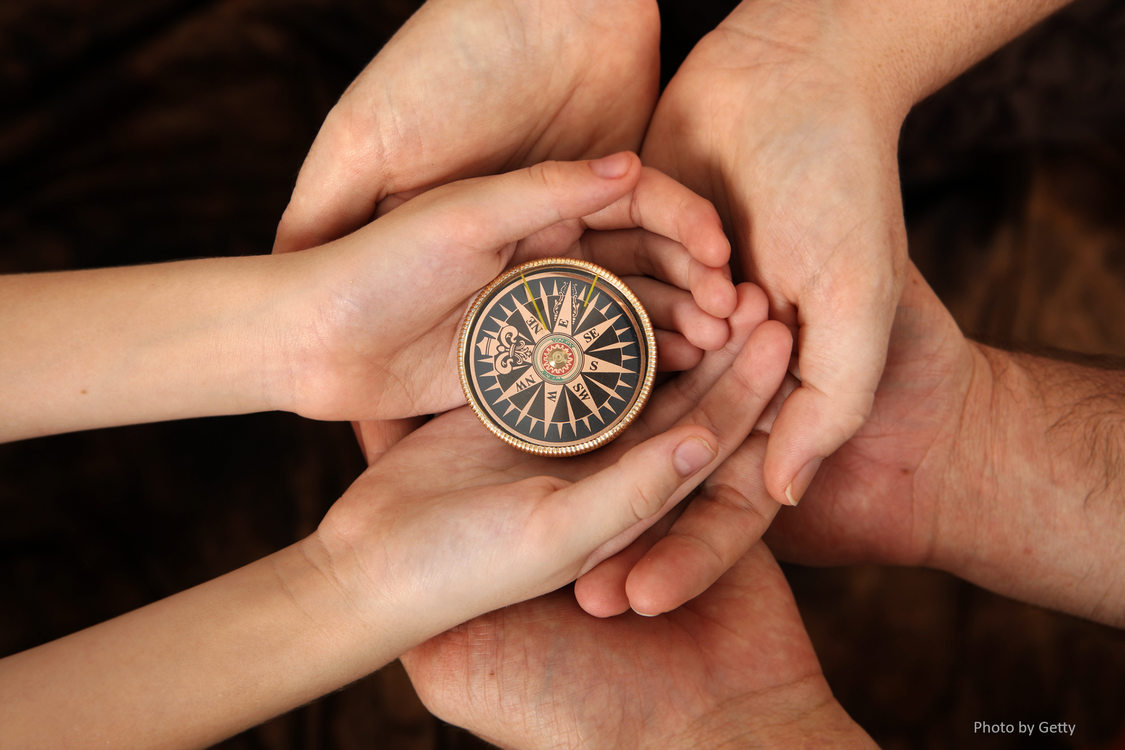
1,1,1123,748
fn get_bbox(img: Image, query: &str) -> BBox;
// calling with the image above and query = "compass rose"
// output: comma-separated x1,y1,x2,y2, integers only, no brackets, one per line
459,258,657,456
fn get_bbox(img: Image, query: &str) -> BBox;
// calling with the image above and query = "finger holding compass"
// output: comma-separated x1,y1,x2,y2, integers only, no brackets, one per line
510,166,736,323
281,152,735,424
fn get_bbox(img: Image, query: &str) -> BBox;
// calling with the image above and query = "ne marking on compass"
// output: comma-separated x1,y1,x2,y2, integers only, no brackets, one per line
520,274,548,331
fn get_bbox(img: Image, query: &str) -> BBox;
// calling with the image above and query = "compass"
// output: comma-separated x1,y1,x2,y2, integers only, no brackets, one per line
459,258,657,456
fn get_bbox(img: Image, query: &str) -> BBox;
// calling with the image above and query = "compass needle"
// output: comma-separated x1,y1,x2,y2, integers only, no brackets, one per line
520,273,549,332
583,275,599,307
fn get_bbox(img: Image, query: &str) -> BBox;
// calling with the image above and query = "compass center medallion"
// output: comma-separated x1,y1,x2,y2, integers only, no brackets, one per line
534,335,582,384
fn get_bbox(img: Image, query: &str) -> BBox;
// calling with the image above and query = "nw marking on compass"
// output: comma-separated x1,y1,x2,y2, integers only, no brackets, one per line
470,271,643,445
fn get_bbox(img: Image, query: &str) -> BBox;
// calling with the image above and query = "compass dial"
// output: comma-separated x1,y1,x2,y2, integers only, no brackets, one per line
459,258,657,456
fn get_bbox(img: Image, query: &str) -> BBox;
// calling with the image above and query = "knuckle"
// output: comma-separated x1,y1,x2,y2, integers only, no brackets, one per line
667,528,727,571
323,102,384,175
520,475,569,498
709,480,774,526
623,451,675,522
526,160,561,192
628,481,663,523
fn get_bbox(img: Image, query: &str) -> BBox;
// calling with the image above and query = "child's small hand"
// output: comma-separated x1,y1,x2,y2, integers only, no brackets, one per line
310,285,791,641
279,152,737,421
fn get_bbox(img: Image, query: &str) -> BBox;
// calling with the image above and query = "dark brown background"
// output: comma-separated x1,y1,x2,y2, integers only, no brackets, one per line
1,1,1123,748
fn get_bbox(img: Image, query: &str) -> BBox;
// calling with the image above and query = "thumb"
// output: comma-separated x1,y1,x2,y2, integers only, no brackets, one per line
763,302,893,506
412,153,642,251
273,107,388,254
538,425,721,575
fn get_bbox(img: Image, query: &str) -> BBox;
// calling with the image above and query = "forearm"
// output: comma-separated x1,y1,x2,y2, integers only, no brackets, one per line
0,256,300,442
837,0,1074,107
0,537,406,749
933,343,1125,626
725,0,1073,118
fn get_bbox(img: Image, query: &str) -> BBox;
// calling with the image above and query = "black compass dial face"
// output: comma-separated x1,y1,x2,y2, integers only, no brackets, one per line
460,259,656,456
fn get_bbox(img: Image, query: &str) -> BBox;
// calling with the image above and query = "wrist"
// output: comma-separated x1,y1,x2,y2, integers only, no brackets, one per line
928,343,1125,624
922,340,1001,574
0,257,305,441
308,491,446,656
728,0,1072,126
671,678,876,750
193,252,320,418
720,0,915,128
264,246,389,420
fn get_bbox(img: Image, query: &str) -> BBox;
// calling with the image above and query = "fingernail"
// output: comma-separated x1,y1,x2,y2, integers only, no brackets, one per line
632,607,660,618
673,437,716,477
784,457,823,506
589,152,632,179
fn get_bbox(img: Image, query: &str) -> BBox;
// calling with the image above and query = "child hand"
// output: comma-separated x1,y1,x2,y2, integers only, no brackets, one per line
278,152,736,421
310,284,790,642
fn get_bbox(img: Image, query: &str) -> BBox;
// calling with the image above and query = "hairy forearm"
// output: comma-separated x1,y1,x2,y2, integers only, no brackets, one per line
0,256,301,442
934,343,1125,626
0,537,403,749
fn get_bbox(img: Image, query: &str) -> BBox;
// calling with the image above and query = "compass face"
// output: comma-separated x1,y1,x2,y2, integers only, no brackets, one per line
459,258,656,456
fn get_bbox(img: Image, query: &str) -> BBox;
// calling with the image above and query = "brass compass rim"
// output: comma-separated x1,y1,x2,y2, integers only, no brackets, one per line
458,257,657,457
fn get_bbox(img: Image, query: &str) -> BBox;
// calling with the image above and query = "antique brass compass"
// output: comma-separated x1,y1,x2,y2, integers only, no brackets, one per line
459,258,657,456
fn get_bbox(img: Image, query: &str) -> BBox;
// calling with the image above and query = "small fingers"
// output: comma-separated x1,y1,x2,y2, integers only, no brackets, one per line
633,283,772,437
393,153,644,252
580,229,736,318
539,426,721,575
627,276,729,352
582,166,731,269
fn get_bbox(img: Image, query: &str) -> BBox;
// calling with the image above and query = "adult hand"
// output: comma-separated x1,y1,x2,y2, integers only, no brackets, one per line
582,262,1125,629
642,0,1076,509
279,153,735,422
274,0,661,254
402,542,876,749
578,263,970,616
641,2,911,508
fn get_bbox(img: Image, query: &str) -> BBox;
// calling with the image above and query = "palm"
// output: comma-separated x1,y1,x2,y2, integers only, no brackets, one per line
298,218,589,421
641,25,903,306
767,267,974,566
275,0,660,253
402,544,828,749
